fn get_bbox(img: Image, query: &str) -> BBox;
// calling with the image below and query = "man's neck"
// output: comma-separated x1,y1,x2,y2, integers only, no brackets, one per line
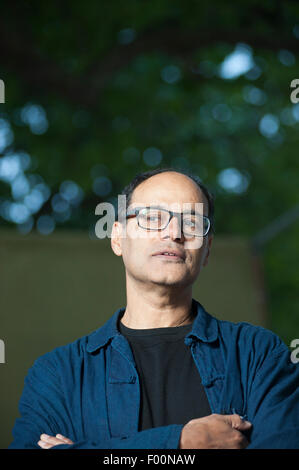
120,282,194,329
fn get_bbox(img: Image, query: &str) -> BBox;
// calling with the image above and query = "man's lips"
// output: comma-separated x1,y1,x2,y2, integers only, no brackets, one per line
152,250,185,260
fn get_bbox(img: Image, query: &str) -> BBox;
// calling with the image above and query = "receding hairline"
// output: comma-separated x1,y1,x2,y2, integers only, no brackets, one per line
129,170,209,207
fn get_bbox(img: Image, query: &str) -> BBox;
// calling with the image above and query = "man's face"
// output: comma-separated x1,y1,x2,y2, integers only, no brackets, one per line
111,172,213,288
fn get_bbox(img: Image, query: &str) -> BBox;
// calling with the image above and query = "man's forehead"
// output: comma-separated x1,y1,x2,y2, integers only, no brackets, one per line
131,172,204,199
126,201,209,219
128,171,209,213
129,194,209,212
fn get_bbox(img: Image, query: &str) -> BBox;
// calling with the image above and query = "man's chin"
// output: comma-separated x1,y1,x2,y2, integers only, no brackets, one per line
149,276,190,288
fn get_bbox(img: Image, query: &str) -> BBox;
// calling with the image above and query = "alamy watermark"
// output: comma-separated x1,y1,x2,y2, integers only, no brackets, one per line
290,79,299,104
0,79,5,103
0,339,5,363
290,339,299,364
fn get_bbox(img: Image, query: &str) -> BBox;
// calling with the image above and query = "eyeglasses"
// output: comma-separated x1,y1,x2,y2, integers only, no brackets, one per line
126,206,211,237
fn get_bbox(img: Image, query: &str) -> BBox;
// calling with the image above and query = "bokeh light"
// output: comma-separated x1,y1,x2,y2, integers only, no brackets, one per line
20,104,49,135
143,147,163,167
118,28,136,45
219,44,254,80
217,167,250,194
93,176,112,196
36,215,55,235
259,114,280,138
161,65,182,84
0,119,14,153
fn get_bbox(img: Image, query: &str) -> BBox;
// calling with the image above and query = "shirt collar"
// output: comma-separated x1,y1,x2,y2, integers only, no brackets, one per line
86,298,218,353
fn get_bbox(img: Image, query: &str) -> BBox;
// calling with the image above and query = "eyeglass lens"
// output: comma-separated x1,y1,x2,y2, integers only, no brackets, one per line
137,208,208,236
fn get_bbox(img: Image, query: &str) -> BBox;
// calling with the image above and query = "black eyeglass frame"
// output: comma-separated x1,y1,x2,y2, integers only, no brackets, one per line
125,206,211,237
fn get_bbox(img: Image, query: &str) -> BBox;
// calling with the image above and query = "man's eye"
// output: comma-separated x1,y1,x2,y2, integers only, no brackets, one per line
143,211,161,219
183,219,196,227
139,213,160,222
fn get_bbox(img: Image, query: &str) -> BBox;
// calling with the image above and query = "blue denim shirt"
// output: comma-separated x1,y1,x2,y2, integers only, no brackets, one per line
9,299,299,449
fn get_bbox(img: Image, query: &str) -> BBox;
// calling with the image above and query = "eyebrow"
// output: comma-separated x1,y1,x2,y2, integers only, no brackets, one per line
128,205,205,216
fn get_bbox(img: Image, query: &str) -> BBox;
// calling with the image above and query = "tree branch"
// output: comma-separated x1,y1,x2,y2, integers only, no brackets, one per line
1,20,298,108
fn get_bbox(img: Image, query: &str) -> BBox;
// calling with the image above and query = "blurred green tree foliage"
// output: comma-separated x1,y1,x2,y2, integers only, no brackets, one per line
0,0,298,343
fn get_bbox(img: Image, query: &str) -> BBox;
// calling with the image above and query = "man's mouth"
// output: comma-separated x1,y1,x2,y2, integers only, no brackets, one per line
152,250,185,260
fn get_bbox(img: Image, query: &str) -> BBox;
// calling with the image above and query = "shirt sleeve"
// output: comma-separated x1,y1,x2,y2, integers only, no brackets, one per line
50,425,184,450
8,355,184,450
8,355,71,449
246,341,299,449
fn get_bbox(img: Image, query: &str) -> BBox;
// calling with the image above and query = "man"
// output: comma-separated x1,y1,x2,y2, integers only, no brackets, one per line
9,168,299,449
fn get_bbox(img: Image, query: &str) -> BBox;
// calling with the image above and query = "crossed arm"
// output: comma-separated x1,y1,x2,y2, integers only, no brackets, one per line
10,341,299,450
37,414,252,449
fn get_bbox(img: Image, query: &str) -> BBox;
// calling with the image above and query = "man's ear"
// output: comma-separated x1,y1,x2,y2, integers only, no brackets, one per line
203,234,213,267
110,221,123,256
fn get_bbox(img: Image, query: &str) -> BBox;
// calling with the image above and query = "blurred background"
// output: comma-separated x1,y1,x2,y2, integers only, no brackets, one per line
0,0,298,448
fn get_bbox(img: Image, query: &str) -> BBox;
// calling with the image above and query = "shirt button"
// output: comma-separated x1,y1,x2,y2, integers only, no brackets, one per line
184,337,193,346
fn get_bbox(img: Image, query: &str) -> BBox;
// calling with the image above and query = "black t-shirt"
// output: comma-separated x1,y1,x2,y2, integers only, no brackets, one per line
118,316,211,431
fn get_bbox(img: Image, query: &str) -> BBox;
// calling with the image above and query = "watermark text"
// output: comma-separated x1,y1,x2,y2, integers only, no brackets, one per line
0,79,5,103
290,79,299,104
0,339,5,363
290,339,299,364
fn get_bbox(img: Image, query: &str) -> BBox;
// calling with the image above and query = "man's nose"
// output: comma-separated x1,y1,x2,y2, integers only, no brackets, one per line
162,215,184,240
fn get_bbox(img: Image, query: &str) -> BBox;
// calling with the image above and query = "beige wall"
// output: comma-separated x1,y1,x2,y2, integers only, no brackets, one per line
0,229,266,448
